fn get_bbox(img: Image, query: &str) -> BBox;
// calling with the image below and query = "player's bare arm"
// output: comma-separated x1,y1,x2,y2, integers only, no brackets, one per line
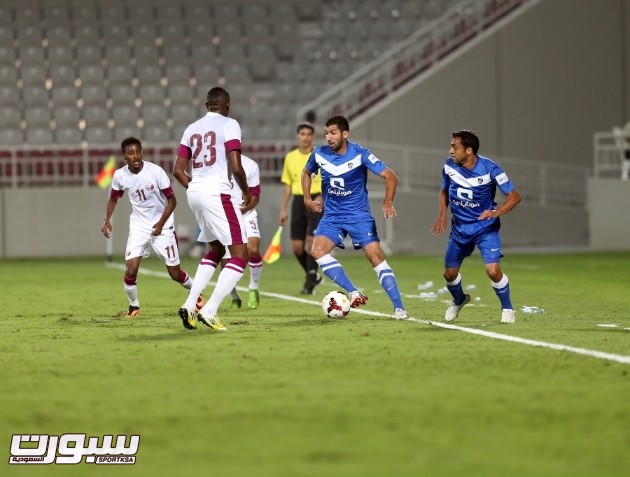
152,194,177,236
240,194,259,214
431,189,449,236
302,168,322,213
172,156,190,189
102,197,118,238
228,151,251,207
379,167,398,218
478,189,522,220
279,184,291,225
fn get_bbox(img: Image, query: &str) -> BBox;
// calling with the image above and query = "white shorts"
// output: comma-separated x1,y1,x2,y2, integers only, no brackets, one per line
242,212,261,239
126,226,180,266
188,189,247,246
222,212,260,259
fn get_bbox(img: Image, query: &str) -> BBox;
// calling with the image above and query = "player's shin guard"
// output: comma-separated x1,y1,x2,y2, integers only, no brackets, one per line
316,254,357,293
492,273,512,309
183,250,220,311
374,260,404,309
124,274,139,307
446,273,466,305
248,253,263,289
201,257,247,317
177,270,193,289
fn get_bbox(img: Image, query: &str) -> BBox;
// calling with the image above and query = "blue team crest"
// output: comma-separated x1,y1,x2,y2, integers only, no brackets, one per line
477,178,483,184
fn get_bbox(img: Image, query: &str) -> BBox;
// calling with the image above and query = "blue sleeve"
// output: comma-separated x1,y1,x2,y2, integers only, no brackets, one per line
491,163,516,195
362,149,387,175
441,164,450,190
305,150,318,174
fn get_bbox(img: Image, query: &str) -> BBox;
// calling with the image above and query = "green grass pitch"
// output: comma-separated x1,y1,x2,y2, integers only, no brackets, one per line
1,252,629,477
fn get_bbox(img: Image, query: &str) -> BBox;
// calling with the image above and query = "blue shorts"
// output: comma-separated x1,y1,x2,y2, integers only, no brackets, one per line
315,215,379,250
445,219,502,268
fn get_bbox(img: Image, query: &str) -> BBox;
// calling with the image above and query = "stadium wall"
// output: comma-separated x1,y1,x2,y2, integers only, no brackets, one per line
351,0,630,170
0,184,586,258
587,178,630,250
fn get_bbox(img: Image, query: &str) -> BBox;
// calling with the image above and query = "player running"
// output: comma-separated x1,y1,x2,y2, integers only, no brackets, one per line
102,136,203,318
431,130,521,324
301,115,409,320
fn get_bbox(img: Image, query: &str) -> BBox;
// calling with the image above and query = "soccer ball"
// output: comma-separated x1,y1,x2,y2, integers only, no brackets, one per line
321,291,351,318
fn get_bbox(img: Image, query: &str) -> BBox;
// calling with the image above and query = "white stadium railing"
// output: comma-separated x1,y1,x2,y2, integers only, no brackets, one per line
0,140,589,211
593,130,630,180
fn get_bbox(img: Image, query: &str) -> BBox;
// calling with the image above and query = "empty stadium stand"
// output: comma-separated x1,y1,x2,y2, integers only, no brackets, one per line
1,0,463,149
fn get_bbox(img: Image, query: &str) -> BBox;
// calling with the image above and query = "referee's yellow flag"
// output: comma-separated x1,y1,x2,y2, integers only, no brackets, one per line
263,226,283,264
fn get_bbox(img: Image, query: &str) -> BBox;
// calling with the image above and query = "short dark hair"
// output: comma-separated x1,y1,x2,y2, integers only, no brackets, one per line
207,87,230,104
121,136,141,152
325,115,350,132
452,130,479,154
296,123,314,134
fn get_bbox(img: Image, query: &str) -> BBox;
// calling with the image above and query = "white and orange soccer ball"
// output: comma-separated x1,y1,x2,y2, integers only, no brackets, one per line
321,291,351,318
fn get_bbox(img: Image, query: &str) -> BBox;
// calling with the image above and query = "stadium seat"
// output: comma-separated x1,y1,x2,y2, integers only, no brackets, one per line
141,103,168,126
99,3,126,25
85,126,113,144
56,127,83,145
110,83,137,104
114,126,140,142
0,25,13,46
112,104,139,127
0,46,16,66
171,103,197,129
21,85,49,106
52,85,79,106
81,85,108,105
101,25,130,48
105,45,132,66
26,127,54,145
48,45,73,65
139,84,166,104
50,65,76,86
108,64,134,86
134,44,160,66
0,127,24,145
54,104,81,126
82,104,104,124
78,64,106,85
20,64,47,86
0,104,20,128
16,26,42,48
43,5,71,26
0,83,20,107
165,64,192,85
136,65,163,85
76,45,103,67
19,45,45,66
167,84,193,103
144,124,171,143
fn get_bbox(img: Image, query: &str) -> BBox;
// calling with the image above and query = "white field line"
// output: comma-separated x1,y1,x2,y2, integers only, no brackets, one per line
105,262,630,365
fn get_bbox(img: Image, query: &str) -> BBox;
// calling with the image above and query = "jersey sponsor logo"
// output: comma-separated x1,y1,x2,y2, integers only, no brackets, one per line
328,177,352,197
453,187,480,208
145,183,154,191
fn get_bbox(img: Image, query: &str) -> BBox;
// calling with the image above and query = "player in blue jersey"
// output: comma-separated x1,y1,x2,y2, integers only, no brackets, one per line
301,115,409,320
431,130,521,324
